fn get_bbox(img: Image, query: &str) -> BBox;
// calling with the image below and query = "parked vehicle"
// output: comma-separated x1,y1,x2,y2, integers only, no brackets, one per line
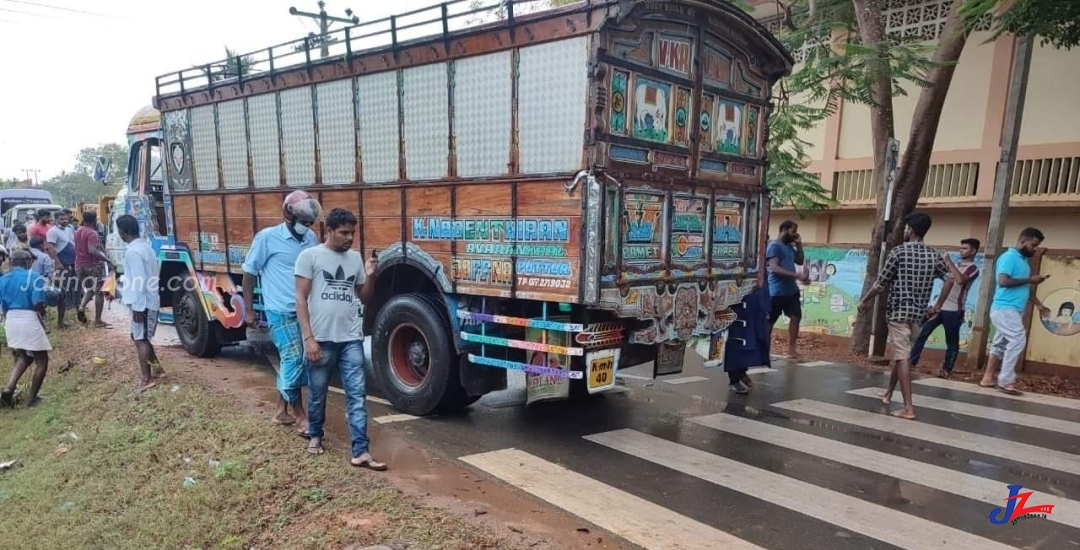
132,0,792,414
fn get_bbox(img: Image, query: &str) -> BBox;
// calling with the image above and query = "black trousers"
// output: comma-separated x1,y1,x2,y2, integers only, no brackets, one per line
728,368,748,384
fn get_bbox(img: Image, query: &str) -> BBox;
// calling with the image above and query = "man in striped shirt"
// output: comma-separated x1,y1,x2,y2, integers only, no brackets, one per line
909,238,980,379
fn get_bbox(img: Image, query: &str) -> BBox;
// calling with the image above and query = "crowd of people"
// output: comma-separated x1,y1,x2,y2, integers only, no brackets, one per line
0,193,386,470
764,213,1050,420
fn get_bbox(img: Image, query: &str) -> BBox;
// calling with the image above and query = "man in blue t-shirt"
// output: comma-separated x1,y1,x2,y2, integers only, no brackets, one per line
979,227,1050,395
766,220,808,359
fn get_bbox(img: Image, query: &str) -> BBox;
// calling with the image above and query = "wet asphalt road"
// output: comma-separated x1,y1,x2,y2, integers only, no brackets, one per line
138,311,1080,549
366,352,1080,550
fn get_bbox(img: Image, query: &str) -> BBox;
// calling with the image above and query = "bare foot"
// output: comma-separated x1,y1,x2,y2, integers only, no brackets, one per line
307,437,324,455
296,422,311,439
272,413,296,426
891,408,916,420
133,380,157,394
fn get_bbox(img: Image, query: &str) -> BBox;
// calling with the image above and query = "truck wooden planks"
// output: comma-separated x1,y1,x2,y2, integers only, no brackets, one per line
126,0,791,414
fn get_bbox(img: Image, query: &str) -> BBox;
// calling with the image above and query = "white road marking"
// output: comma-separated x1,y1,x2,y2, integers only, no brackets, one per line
772,399,1080,476
746,367,773,375
690,413,1080,529
586,429,1018,550
616,372,652,381
798,360,835,367
848,387,1080,437
663,376,709,385
372,413,421,424
914,378,1080,411
460,448,764,550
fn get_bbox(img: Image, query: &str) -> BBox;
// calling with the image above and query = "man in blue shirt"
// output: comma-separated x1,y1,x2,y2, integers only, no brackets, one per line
243,190,322,434
766,220,808,360
0,249,51,408
979,227,1050,395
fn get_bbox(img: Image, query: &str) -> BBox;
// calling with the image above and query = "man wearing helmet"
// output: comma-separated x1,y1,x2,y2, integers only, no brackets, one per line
243,190,322,434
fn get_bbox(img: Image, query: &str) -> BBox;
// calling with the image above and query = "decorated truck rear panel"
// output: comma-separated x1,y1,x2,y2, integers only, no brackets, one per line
140,0,790,413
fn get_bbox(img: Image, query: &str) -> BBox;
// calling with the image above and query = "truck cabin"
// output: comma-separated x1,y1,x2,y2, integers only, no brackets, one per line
124,105,169,240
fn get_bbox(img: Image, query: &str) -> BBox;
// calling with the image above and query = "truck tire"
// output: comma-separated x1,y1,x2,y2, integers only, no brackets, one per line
371,292,466,416
173,285,221,358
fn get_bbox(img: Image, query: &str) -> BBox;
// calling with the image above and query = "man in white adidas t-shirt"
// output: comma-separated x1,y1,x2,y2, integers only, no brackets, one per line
909,238,980,378
295,208,385,471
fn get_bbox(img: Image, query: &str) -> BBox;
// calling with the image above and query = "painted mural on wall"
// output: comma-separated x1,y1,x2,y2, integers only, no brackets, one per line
1026,254,1080,369
775,247,988,352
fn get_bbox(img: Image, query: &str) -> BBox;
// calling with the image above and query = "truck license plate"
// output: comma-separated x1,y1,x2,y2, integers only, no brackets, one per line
586,349,619,394
654,342,685,376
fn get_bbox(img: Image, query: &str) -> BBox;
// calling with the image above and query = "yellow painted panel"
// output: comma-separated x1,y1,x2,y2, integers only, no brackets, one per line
1026,254,1080,368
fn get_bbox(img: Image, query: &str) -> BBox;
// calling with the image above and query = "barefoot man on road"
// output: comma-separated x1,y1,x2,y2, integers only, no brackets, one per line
767,220,808,359
242,191,321,436
858,212,962,420
979,227,1051,395
0,249,51,407
117,215,164,393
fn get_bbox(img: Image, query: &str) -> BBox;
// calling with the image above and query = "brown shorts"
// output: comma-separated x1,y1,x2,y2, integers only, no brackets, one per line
76,265,106,292
887,321,921,361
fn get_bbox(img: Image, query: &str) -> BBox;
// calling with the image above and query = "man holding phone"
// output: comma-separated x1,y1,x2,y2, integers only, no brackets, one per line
766,220,808,362
294,208,385,470
979,227,1050,395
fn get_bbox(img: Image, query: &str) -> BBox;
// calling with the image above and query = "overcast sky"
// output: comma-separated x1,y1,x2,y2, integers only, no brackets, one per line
0,0,469,181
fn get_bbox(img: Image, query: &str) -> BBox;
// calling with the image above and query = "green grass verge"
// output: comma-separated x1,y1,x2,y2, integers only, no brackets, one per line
0,339,511,550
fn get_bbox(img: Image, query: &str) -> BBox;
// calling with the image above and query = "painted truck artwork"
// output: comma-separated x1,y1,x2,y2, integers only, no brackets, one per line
128,0,790,415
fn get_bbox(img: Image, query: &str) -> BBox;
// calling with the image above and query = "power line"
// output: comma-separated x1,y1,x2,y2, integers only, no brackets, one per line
0,0,127,20
0,6,59,18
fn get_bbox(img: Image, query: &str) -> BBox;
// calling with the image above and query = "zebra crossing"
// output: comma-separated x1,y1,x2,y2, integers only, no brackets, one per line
457,379,1080,549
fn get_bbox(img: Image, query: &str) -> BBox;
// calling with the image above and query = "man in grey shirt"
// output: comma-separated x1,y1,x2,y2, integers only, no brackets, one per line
295,208,384,470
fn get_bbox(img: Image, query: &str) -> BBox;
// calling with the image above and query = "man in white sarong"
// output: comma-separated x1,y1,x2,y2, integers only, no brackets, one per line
0,249,51,407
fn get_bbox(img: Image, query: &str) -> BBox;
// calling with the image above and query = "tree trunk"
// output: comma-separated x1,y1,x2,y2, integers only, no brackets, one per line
849,0,972,354
849,0,895,354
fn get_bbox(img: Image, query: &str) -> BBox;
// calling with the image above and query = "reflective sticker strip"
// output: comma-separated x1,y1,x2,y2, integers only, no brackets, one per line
460,332,583,356
456,310,583,332
467,354,584,379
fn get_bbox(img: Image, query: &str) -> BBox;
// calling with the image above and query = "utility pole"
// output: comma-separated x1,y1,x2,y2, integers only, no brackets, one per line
21,168,39,185
289,1,359,59
966,35,1035,371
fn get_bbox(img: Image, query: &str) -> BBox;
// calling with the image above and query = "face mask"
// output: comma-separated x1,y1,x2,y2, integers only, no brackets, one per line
291,222,309,236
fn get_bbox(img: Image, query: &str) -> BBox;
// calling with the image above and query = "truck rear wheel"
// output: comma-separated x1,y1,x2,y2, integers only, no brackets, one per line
173,285,221,358
371,293,466,416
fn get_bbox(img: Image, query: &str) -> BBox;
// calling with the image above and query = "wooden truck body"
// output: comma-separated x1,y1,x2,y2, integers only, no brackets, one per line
129,0,791,414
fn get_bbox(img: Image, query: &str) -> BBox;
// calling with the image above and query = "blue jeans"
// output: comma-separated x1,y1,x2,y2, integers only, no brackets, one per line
909,310,963,373
306,340,370,457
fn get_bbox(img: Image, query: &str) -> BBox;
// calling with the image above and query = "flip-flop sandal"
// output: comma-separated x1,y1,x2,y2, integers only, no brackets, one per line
0,390,13,408
997,385,1022,395
76,310,88,324
272,416,297,426
94,323,113,329
351,457,387,471
307,440,324,455
978,382,996,388
297,430,312,440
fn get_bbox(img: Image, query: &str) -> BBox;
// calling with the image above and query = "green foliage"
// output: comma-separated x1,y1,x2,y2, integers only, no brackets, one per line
760,0,944,212
962,0,1080,49
32,143,128,206
208,47,255,82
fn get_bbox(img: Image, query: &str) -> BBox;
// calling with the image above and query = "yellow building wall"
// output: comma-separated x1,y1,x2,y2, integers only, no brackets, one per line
1020,42,1080,145
828,213,876,244
1003,211,1080,251
836,31,995,158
